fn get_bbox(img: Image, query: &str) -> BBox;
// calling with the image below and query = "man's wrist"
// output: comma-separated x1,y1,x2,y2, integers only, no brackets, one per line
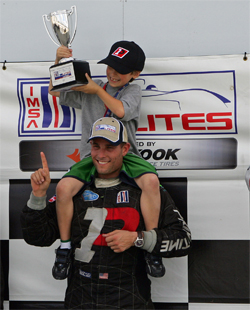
134,231,144,247
27,192,47,210
132,231,138,243
32,190,47,198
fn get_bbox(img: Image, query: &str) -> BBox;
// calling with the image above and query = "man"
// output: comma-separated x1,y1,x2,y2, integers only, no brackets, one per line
21,117,191,310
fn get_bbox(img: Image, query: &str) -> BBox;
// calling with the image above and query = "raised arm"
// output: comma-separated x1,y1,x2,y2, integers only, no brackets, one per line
21,152,59,246
30,152,51,197
48,46,73,97
71,73,125,118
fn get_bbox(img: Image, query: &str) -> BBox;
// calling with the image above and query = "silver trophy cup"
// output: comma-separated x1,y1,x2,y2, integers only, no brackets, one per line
43,6,90,91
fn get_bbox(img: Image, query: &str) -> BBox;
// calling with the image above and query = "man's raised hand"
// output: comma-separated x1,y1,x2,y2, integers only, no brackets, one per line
30,152,51,197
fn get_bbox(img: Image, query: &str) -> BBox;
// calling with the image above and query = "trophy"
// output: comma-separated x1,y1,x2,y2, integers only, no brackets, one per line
43,6,91,91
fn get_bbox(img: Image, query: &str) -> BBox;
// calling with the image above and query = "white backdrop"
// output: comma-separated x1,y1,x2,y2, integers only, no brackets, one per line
1,55,250,309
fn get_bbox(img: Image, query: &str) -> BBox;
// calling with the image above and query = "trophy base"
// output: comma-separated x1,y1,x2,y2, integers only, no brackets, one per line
50,60,91,92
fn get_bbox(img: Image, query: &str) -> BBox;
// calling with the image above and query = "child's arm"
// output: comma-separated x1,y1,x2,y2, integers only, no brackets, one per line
71,74,125,118
49,79,60,98
48,46,73,98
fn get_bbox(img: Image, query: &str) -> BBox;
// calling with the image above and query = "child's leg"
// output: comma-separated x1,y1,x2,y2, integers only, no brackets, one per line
135,173,165,277
134,173,160,230
52,177,84,280
56,177,84,244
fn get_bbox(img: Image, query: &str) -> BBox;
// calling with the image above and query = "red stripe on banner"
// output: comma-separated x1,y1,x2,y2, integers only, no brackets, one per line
53,96,59,128
148,115,155,131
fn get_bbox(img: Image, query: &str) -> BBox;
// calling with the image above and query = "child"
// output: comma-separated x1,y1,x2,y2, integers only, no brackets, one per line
49,41,165,279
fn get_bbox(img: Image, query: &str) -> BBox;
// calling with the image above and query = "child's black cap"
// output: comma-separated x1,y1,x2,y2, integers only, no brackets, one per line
98,41,146,74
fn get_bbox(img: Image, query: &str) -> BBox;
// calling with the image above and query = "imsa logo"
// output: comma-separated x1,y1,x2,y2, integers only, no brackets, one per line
18,78,77,136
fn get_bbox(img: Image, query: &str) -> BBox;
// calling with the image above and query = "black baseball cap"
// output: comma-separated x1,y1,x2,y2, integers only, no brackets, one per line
98,41,146,74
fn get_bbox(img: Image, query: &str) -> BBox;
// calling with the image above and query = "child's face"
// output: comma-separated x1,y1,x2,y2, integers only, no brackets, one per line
106,66,140,88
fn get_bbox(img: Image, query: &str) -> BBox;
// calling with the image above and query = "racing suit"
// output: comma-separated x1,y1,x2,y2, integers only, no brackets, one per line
21,179,191,310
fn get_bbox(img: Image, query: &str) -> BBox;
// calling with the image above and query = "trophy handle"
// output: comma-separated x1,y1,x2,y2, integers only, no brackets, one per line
68,5,77,48
42,14,61,47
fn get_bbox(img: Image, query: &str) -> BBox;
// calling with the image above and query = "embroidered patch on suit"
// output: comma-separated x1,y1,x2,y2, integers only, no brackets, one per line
116,190,129,203
83,190,99,201
99,273,109,279
49,195,56,203
79,269,91,278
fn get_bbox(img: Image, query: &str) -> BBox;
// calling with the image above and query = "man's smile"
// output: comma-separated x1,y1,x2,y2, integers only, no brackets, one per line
97,159,110,165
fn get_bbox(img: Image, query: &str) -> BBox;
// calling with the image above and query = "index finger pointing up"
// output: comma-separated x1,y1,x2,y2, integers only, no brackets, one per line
40,152,49,170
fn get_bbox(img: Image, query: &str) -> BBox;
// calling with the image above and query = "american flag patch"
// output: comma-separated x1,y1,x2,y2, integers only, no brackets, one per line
49,195,56,203
99,273,109,279
116,190,129,203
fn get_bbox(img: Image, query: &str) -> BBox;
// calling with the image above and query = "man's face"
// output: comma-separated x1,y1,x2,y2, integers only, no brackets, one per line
90,138,130,179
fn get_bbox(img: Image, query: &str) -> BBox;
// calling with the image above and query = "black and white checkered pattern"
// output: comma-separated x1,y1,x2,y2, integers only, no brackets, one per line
1,177,249,310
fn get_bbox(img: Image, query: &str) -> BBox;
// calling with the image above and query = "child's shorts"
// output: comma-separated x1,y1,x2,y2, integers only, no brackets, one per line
63,153,158,183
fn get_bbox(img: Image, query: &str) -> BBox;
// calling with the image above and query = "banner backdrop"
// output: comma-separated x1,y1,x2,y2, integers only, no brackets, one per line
1,55,250,309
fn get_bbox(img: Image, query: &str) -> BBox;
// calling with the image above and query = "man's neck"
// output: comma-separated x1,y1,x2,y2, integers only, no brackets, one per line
95,177,121,188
